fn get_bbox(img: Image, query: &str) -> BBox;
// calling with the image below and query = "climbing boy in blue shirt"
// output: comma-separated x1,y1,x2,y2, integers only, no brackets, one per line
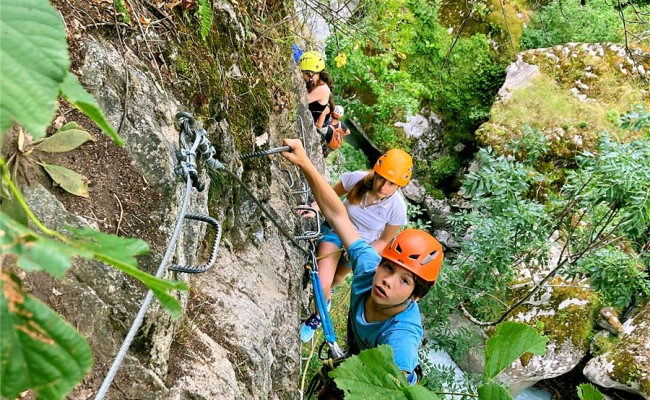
281,139,444,397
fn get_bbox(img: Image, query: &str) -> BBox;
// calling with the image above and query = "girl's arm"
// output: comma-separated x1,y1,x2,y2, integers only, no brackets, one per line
315,105,329,128
370,224,401,253
332,181,347,196
281,139,360,249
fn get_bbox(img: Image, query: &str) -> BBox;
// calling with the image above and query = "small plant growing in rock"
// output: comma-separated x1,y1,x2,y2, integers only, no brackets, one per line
4,122,95,198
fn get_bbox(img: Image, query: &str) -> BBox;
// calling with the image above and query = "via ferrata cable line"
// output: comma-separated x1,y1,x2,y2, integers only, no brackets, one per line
96,111,313,399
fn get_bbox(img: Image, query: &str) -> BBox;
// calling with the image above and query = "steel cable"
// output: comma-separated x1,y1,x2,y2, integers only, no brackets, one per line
95,129,203,400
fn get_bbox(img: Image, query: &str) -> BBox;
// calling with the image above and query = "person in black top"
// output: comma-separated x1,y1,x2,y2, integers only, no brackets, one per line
299,51,333,129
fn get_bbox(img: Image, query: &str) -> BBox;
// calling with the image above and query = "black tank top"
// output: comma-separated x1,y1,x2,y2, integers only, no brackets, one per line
308,101,328,125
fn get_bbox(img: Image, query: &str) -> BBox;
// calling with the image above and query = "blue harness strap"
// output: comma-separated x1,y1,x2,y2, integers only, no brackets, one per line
310,270,336,344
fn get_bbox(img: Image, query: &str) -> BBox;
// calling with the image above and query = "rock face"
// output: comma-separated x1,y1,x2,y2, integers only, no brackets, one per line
395,109,445,164
584,300,650,399
15,21,319,400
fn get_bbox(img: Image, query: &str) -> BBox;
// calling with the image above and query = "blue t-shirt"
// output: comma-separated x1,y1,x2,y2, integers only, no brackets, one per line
346,239,423,385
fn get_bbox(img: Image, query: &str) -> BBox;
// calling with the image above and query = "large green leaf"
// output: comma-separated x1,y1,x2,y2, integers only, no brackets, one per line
66,226,187,318
577,383,605,400
0,212,88,277
0,0,69,139
59,73,124,146
477,382,513,400
1,272,92,399
65,225,149,267
330,346,439,400
484,322,548,380
38,162,89,197
33,125,95,153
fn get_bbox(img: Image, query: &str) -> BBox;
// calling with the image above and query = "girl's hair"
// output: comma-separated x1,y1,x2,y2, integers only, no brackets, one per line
307,70,334,93
346,170,375,205
328,93,335,114
320,70,334,90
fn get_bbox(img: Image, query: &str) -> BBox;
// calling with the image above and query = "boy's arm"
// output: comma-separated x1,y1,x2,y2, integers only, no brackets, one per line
281,139,360,249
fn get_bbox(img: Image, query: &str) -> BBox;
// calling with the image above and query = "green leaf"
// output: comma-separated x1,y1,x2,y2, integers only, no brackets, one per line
331,345,439,400
1,272,92,399
484,322,548,380
0,192,29,227
0,0,69,139
65,225,149,268
59,73,124,146
577,383,605,400
33,126,95,153
198,0,214,41
477,382,513,400
58,121,82,132
66,226,187,318
0,212,88,277
38,162,89,197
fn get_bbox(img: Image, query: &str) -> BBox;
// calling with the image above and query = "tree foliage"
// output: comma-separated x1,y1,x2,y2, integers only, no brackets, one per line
332,322,547,399
422,127,650,325
324,0,506,150
520,0,649,50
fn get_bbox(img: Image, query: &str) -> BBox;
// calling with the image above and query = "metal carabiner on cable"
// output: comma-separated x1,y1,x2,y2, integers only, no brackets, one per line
175,112,206,191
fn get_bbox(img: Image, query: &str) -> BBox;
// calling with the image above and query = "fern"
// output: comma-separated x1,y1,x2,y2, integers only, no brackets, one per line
198,0,213,41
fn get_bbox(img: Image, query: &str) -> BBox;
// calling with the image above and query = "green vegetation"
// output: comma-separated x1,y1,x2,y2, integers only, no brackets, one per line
421,129,649,328
324,0,507,151
520,1,625,50
325,143,370,183
329,321,548,399
478,44,649,159
575,248,650,310
4,123,95,199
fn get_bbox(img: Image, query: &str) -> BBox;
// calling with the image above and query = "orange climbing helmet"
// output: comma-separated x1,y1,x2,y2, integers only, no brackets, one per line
373,149,413,186
381,229,444,282
299,51,325,73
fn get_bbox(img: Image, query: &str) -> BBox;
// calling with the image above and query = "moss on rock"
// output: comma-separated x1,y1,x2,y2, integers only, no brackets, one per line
509,276,601,350
478,43,649,160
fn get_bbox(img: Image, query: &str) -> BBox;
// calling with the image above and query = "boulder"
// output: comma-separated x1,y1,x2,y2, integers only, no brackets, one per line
584,299,650,399
402,179,426,204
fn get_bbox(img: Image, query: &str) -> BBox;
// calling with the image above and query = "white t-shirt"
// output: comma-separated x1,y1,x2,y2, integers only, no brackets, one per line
340,171,408,244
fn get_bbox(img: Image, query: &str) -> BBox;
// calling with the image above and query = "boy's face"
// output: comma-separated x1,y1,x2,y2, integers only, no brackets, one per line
371,260,415,306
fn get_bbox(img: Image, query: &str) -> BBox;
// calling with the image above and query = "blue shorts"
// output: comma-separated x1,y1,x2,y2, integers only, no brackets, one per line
319,224,351,268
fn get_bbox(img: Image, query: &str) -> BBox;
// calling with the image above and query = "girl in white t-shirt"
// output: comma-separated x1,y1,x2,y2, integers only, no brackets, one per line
300,149,414,342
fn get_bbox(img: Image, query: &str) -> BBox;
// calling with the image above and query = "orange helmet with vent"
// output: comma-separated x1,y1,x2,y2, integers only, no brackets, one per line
381,229,443,282
373,149,413,186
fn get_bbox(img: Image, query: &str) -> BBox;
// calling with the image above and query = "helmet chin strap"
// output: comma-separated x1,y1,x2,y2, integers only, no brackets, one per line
377,297,412,311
